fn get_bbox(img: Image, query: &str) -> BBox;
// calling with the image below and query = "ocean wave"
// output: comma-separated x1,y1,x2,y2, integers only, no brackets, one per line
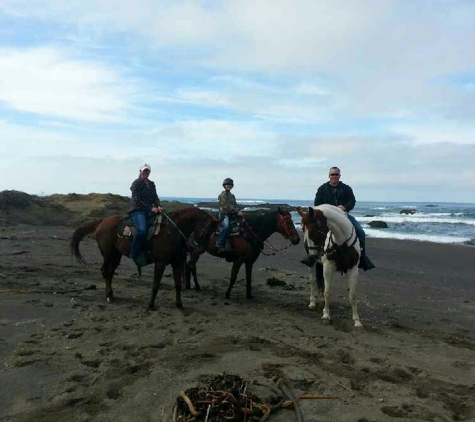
237,200,267,204
365,229,470,244
358,216,475,226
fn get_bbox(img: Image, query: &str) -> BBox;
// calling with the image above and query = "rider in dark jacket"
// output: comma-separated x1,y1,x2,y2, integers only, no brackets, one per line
302,167,375,271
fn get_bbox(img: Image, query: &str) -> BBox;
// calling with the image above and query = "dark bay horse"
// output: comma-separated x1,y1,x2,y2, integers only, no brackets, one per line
186,208,300,299
70,207,218,310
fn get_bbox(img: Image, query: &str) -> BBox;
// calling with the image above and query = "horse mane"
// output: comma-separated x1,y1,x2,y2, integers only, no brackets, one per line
313,204,353,238
243,209,279,233
169,206,211,223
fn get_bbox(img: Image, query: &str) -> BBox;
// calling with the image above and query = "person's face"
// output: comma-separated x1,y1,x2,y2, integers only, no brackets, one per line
141,169,151,179
329,169,341,185
224,184,233,191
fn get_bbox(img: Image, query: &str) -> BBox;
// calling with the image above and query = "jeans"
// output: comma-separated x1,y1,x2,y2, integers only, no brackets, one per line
130,210,148,259
347,214,365,250
217,214,237,248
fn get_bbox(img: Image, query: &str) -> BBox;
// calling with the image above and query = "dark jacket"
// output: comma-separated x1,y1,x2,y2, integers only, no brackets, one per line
314,182,356,212
130,178,160,213
218,190,240,215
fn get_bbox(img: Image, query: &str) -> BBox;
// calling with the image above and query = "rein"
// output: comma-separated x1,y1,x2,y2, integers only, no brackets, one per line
162,211,212,249
242,215,294,256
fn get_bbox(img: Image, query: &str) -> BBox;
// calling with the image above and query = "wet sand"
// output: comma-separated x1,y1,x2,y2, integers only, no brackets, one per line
1,224,474,421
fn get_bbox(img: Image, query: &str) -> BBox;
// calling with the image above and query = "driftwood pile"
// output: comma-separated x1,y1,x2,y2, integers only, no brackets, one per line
172,374,338,422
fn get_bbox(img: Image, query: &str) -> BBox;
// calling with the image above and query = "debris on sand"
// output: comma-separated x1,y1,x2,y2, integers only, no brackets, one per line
172,374,337,422
173,374,268,422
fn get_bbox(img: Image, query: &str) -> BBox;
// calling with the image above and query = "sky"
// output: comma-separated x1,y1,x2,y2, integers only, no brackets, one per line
0,0,475,203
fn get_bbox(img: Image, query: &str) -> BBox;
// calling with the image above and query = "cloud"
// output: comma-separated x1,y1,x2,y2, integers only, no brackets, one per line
0,46,132,122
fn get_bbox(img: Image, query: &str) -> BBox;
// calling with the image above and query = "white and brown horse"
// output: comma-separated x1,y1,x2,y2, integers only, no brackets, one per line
298,204,363,327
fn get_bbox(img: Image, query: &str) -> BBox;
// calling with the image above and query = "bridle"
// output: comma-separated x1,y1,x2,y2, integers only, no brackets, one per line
278,214,295,240
241,212,296,256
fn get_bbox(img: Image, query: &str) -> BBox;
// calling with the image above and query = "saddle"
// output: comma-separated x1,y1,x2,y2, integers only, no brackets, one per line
117,214,163,240
215,218,243,237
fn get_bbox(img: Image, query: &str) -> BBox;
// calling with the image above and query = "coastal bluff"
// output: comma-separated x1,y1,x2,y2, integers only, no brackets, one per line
0,191,296,227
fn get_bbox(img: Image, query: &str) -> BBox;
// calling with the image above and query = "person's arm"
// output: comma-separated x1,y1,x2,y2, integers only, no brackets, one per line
314,185,324,206
151,182,161,207
343,186,356,212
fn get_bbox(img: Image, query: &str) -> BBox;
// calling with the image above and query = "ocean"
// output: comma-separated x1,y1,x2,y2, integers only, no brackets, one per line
162,197,475,245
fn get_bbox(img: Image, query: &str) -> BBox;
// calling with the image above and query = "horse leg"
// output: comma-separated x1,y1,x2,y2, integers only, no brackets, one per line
321,262,334,323
245,261,254,299
308,265,317,309
101,252,122,302
316,262,325,299
172,260,185,309
148,262,166,311
225,260,243,299
347,267,363,328
185,253,201,291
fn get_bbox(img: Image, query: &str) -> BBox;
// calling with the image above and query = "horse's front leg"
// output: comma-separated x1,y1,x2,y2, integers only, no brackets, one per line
172,260,185,309
148,262,166,311
321,261,334,323
245,261,255,299
347,267,363,328
308,265,317,309
225,260,243,299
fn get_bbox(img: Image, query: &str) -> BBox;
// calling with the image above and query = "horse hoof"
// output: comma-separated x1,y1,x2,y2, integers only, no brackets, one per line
321,317,332,325
107,297,114,303
308,303,317,309
354,321,364,328
225,293,230,300
176,303,184,310
246,295,253,300
148,305,156,311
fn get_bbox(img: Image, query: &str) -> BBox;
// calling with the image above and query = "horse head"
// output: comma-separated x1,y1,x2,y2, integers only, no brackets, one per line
277,207,300,245
297,206,329,255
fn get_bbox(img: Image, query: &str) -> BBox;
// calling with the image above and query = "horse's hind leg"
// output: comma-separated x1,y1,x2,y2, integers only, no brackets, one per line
102,252,122,302
148,262,166,311
347,267,362,328
225,260,243,299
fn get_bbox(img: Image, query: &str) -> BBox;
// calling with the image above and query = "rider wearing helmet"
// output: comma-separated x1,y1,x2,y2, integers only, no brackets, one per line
129,164,162,263
216,177,244,252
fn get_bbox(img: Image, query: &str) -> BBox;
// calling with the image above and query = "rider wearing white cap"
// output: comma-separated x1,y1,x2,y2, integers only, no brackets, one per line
129,164,162,261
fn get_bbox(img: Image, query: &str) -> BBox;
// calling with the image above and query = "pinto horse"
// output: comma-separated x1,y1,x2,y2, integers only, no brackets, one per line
185,208,300,299
298,205,363,327
70,207,218,310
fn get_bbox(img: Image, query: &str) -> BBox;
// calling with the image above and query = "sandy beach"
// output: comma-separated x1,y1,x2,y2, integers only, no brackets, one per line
1,224,474,422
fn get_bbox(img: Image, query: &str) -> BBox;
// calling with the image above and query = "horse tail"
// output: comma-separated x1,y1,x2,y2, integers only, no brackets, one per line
70,219,103,264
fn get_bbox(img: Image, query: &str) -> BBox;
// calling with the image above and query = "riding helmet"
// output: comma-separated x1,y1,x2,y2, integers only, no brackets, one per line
222,177,234,187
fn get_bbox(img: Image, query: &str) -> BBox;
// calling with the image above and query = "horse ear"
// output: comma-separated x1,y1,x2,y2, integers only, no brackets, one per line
297,207,305,217
277,206,282,214
308,207,314,219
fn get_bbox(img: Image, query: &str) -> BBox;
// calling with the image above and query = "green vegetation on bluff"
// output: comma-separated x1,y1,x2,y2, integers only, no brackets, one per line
0,191,192,226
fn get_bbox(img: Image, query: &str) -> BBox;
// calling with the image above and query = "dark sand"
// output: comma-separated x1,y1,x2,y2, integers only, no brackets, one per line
1,224,474,422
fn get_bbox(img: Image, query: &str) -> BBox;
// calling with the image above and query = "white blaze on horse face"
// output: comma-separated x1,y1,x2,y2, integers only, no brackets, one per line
304,230,318,256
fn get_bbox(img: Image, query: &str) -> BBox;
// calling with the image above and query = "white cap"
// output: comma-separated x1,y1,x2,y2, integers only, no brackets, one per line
140,163,151,172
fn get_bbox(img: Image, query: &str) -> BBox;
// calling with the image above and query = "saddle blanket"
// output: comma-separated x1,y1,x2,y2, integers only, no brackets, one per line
117,214,163,240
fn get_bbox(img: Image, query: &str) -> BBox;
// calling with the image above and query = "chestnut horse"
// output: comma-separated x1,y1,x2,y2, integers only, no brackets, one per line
186,208,300,299
298,205,363,327
70,207,218,310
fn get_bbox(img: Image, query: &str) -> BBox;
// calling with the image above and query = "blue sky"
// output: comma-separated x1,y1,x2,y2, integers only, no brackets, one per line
1,0,475,202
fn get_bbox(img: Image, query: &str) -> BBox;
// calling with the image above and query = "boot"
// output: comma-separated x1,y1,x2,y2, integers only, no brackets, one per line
359,250,375,271
300,254,317,267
